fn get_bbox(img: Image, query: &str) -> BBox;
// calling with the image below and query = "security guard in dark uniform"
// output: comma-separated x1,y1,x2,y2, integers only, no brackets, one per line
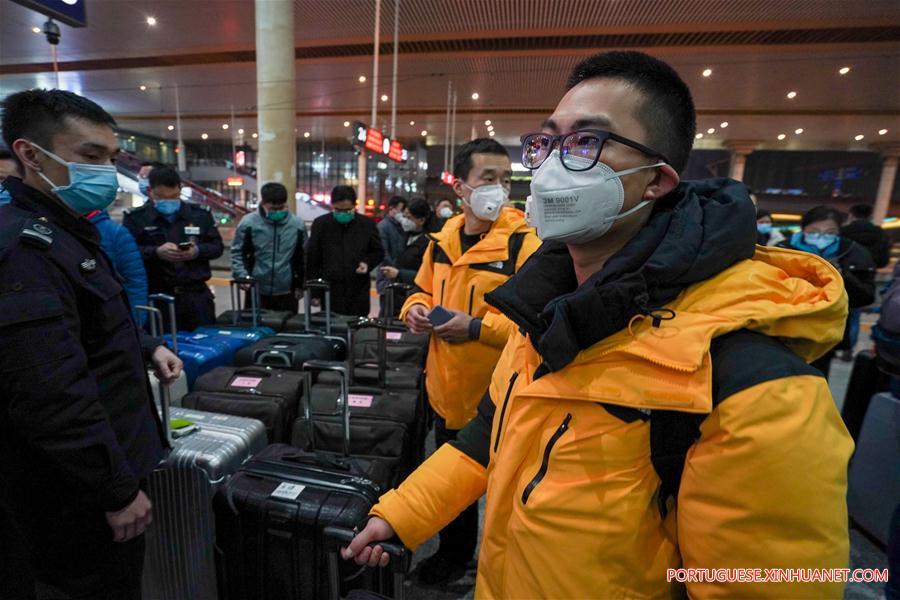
123,165,224,331
0,89,181,600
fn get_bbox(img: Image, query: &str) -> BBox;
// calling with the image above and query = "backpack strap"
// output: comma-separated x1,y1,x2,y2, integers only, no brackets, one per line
650,329,822,518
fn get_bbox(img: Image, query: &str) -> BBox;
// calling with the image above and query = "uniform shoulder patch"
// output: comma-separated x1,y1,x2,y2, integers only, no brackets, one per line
19,220,54,249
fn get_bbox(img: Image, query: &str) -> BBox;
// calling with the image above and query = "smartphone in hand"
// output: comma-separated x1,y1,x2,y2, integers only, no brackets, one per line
178,241,193,251
428,305,454,327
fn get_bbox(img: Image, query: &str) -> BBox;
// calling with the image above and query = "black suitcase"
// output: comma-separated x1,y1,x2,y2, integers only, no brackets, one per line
235,333,347,369
185,366,306,443
214,444,396,598
841,350,889,442
351,288,429,368
217,277,293,332
283,279,360,337
319,320,424,390
323,526,409,600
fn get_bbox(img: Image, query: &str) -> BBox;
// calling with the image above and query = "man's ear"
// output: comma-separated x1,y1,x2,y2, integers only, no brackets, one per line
642,164,680,201
451,179,466,200
12,139,42,171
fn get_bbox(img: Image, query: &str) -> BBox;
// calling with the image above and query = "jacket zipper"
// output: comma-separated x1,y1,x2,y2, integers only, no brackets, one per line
521,413,572,505
440,280,446,304
493,372,518,453
467,285,475,315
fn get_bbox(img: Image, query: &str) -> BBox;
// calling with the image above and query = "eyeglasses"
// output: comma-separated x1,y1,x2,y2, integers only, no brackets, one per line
520,129,669,172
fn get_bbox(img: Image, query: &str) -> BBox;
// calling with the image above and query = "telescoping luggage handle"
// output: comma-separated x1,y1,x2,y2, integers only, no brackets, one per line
383,282,412,321
323,525,408,600
302,360,351,456
347,318,390,387
231,276,261,329
303,278,333,336
134,302,175,445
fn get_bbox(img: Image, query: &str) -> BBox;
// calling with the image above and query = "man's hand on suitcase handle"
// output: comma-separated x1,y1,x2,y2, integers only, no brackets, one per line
151,345,183,384
340,517,397,567
106,490,153,543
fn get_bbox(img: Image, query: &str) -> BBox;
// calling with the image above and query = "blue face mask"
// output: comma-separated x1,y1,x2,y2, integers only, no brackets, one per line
757,223,773,235
803,232,839,251
0,184,11,207
138,177,150,195
155,199,181,215
32,142,119,215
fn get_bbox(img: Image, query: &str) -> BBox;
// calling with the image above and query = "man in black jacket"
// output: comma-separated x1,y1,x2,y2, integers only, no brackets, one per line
842,203,891,268
306,185,384,316
124,165,224,331
0,89,181,600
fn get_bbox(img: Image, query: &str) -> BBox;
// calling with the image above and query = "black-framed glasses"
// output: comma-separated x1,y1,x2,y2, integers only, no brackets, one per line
520,129,669,172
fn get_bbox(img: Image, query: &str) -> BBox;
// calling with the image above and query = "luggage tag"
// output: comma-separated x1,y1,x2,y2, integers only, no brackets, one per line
385,332,403,341
231,376,262,389
348,394,374,408
271,482,305,501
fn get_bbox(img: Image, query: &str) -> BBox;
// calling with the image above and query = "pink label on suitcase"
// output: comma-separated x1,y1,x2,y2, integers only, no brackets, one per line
386,332,403,341
348,394,374,408
231,376,262,388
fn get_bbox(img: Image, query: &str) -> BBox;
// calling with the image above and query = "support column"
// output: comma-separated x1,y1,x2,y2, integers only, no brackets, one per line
255,0,296,210
873,145,900,224
724,140,761,182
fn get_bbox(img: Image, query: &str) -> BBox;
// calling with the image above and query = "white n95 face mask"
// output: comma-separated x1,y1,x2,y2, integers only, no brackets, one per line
527,150,665,244
464,183,508,222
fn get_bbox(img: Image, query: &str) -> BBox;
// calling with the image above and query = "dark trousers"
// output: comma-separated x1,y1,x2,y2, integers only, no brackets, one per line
433,417,479,565
160,288,215,332
245,292,298,313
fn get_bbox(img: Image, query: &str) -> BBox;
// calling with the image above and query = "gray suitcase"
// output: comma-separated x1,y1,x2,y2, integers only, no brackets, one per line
847,392,900,545
136,302,268,600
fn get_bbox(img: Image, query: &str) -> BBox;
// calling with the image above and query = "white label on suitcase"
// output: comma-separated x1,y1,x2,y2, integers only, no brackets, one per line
231,376,262,388
271,482,305,500
386,332,402,341
348,394,374,408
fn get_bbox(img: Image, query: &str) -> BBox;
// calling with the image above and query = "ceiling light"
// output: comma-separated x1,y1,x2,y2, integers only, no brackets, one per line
139,85,147,91
707,128,715,134
358,75,366,83
471,92,480,100
222,123,229,130
380,94,388,102
237,128,244,135
695,133,703,139
777,133,786,140
786,91,797,99
409,120,415,126
167,125,175,131
146,16,157,26
303,131,310,138
484,120,492,126
420,130,428,137
343,121,350,127
794,128,804,135
32,26,41,34
720,121,729,128
839,66,851,75
488,131,495,137
879,129,888,135
251,133,258,139
702,68,712,78
855,134,865,141
201,133,209,140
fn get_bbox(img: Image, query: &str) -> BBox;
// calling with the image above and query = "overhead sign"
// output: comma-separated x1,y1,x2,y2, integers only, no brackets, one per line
226,176,244,187
11,0,87,27
351,121,408,163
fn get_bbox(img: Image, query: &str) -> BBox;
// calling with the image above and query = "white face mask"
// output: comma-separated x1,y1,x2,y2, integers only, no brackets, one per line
463,183,508,222
397,214,418,232
526,150,665,244
438,206,454,219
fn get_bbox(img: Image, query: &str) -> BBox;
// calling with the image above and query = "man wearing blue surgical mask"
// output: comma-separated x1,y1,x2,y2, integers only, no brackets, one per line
124,165,224,331
0,140,18,206
0,89,181,600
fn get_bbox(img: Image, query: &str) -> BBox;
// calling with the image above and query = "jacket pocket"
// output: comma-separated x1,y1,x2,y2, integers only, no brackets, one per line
493,372,519,454
521,413,572,505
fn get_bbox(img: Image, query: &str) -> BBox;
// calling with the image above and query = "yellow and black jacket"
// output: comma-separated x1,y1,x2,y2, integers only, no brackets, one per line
374,179,853,599
400,207,540,429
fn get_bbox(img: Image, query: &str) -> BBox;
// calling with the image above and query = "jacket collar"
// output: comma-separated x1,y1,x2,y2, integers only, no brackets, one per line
486,178,758,373
429,207,530,266
5,176,100,247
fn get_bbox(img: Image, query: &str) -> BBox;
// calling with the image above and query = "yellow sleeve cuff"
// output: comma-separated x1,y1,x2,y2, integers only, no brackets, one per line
479,311,514,349
400,294,432,321
370,444,488,550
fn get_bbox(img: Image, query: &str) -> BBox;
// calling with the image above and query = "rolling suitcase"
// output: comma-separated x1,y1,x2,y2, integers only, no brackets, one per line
283,279,360,337
135,304,268,600
324,526,409,600
292,361,418,483
214,362,396,600
235,332,346,370
352,285,428,368
847,392,900,545
318,319,423,390
184,366,306,443
217,277,294,332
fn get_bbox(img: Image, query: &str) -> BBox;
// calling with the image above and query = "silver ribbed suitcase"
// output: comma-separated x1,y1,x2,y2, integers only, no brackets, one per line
137,300,268,600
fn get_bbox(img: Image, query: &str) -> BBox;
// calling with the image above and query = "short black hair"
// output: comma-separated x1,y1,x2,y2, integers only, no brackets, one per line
148,165,181,189
331,185,356,205
756,208,772,220
1,89,117,170
260,182,288,205
801,205,845,230
566,51,696,173
452,138,509,182
849,203,873,220
406,197,431,219
388,195,406,209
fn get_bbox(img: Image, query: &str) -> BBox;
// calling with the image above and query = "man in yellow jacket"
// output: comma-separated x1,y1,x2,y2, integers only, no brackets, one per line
345,51,853,599
400,137,540,584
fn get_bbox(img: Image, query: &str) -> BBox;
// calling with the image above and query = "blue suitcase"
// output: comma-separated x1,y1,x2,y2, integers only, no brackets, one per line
194,281,274,351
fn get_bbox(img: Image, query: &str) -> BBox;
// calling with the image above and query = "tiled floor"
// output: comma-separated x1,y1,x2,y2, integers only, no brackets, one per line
210,283,891,599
